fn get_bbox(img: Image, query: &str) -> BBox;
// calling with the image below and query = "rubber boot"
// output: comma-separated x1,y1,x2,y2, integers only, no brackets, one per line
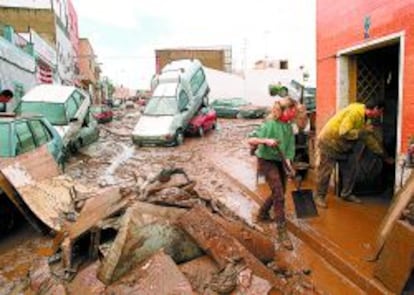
277,222,293,251
257,197,273,221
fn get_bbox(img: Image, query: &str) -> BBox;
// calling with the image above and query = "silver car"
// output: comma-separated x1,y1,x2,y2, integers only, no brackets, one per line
132,82,200,146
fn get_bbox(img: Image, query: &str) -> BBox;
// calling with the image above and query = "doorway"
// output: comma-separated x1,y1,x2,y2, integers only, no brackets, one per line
337,36,401,200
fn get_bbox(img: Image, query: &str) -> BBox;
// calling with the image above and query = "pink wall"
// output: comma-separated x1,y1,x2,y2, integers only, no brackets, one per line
317,0,414,151
67,0,79,65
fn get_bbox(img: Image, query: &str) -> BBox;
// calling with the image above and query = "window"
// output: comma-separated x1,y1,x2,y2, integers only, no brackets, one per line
0,123,10,157
29,120,51,146
19,102,67,125
72,90,85,106
15,121,36,155
178,90,189,110
190,69,206,95
66,96,79,119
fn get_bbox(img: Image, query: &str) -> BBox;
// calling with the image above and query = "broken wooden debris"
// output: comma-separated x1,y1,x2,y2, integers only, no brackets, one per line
178,256,219,293
67,262,105,295
97,204,203,284
213,215,275,263
106,251,193,295
59,188,129,273
374,220,414,294
178,206,286,293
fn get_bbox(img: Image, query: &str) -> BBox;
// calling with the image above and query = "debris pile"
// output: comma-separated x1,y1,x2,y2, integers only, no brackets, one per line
11,167,316,294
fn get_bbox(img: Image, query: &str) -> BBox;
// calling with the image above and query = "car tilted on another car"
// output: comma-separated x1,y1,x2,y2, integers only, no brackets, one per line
17,84,99,153
186,107,217,137
132,59,210,146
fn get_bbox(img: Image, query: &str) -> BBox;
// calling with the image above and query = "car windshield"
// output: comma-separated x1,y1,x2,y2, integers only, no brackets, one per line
144,96,178,115
0,123,11,157
144,83,177,115
18,102,67,125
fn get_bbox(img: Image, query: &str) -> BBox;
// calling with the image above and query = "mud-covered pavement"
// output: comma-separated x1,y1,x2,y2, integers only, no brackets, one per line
0,106,319,294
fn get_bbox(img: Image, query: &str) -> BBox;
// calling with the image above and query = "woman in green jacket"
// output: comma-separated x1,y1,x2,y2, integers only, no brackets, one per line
248,98,297,250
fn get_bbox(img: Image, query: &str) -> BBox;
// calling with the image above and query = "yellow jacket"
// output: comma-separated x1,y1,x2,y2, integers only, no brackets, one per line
318,103,384,156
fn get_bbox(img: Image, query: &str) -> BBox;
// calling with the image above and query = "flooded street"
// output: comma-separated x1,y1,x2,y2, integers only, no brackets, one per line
0,108,272,293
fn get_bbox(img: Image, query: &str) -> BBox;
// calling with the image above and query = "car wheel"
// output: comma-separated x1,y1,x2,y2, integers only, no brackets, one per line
198,126,205,137
212,121,217,129
175,130,184,146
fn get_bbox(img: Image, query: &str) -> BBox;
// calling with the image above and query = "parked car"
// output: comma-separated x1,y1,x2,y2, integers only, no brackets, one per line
186,107,217,137
211,97,267,119
0,113,65,164
132,59,210,146
17,85,98,153
91,105,113,123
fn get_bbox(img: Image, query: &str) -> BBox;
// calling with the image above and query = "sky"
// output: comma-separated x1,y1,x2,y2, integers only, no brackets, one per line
72,0,316,90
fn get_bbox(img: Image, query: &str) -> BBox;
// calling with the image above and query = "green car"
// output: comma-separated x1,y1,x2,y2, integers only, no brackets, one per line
211,97,267,119
0,113,65,164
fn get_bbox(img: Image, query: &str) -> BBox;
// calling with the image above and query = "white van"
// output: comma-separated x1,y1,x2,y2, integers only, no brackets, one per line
133,59,210,146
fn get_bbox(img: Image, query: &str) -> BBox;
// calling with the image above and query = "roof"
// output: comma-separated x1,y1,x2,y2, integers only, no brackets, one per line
0,113,44,122
21,84,77,103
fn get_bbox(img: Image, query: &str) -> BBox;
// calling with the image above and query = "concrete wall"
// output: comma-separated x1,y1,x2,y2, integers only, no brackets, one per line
156,49,226,73
0,35,36,110
317,0,414,152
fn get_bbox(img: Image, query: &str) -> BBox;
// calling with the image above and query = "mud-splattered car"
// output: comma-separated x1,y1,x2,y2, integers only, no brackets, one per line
186,107,217,137
211,97,267,119
17,84,99,153
91,105,114,123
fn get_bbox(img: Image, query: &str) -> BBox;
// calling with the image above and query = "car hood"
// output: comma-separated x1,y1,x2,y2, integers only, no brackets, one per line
54,125,71,140
133,115,175,136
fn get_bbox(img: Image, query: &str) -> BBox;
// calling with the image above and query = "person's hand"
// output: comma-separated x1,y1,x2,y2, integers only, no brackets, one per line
364,124,374,132
264,138,278,147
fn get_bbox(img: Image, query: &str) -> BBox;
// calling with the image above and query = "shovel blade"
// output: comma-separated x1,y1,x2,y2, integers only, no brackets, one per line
292,189,318,219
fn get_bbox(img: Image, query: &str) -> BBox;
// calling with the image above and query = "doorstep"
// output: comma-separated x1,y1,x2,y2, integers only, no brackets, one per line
212,155,393,295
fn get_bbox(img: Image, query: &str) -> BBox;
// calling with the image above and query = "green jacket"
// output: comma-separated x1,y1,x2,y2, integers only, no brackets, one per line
250,119,295,161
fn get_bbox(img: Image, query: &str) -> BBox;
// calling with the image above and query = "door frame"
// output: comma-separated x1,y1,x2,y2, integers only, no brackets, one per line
335,31,405,191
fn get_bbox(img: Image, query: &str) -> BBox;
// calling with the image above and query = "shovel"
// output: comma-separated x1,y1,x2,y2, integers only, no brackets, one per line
274,146,318,219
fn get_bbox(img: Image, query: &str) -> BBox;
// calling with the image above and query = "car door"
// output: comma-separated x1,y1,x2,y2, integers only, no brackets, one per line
29,119,62,163
14,120,37,156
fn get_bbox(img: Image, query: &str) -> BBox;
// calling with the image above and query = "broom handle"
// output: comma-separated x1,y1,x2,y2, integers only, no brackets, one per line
274,145,295,178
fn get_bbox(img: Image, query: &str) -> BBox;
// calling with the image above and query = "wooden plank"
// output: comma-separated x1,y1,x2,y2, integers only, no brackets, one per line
106,251,193,294
372,171,414,259
213,215,275,263
178,206,285,293
374,220,414,294
67,188,127,239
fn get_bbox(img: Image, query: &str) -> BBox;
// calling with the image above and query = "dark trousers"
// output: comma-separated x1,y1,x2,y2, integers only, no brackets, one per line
317,150,359,198
257,158,287,224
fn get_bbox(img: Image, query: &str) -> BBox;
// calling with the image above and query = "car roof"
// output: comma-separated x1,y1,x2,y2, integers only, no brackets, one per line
21,84,78,103
0,113,44,123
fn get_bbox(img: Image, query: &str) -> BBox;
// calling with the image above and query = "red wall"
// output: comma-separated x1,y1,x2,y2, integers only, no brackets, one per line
317,0,414,151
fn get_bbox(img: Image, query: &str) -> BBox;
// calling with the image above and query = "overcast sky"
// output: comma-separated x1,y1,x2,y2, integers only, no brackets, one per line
72,0,316,90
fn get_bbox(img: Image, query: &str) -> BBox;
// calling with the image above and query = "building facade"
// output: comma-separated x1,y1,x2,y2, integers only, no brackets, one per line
317,0,414,188
0,0,78,85
0,23,36,110
78,38,101,104
155,46,232,74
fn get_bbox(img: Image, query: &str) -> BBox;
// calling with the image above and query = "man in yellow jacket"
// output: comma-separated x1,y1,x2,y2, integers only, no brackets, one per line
315,101,393,208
